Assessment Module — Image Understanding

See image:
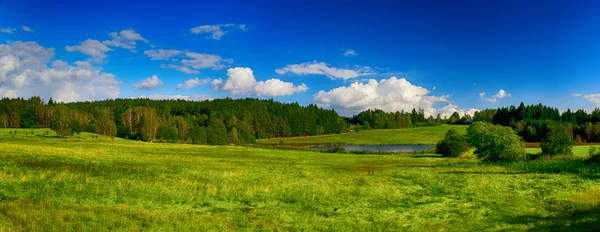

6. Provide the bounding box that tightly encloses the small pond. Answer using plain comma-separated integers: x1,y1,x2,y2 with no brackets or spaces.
312,144,435,152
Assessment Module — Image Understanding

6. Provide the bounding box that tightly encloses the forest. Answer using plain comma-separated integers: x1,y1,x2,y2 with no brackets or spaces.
2,97,600,144
0,97,446,144
349,108,472,129
0,97,347,144
474,103,600,143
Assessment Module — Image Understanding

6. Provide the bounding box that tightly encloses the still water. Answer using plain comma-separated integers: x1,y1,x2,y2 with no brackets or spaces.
312,144,435,152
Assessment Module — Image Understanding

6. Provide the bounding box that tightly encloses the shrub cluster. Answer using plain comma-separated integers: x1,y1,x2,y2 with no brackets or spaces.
541,124,573,156
585,146,600,165
436,129,469,157
466,122,526,162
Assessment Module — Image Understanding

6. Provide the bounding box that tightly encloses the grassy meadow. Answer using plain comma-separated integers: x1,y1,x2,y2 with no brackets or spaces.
0,127,599,231
258,124,468,146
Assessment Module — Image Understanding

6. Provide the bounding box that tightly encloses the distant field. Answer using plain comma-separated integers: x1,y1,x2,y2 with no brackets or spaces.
0,128,599,231
258,125,468,146
526,145,597,156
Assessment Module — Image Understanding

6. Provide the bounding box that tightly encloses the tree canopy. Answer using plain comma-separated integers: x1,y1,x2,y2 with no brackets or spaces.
466,122,526,162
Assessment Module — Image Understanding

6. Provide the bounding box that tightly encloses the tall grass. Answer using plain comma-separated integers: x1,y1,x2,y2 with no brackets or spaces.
0,128,598,231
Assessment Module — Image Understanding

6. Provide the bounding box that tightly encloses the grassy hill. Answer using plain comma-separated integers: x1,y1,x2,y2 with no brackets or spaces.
0,128,599,231
258,125,468,145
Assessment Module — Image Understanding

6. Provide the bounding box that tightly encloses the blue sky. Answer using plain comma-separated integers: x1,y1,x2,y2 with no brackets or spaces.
1,0,600,116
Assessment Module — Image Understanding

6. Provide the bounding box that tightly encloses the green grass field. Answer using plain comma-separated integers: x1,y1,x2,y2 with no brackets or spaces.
258,124,469,145
0,128,599,231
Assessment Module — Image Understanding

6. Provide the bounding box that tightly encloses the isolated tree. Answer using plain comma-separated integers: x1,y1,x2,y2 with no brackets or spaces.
467,122,526,162
541,124,573,156
436,129,469,157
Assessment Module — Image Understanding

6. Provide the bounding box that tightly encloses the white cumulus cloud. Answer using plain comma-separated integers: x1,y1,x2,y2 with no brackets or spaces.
66,39,112,63
190,24,246,40
133,75,162,90
176,77,211,90
275,61,362,80
313,76,452,116
437,103,479,119
574,93,600,106
102,29,147,51
21,26,34,32
343,49,358,56
0,28,16,34
253,78,308,96
182,52,232,70
479,89,512,102
147,50,232,74
137,94,212,101
0,41,119,102
162,64,200,74
212,67,308,97
144,49,183,60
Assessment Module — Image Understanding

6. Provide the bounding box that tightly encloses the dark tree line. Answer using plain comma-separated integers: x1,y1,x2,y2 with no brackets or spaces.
476,102,600,143
348,108,474,129
0,97,348,144
349,108,444,129
6,96,599,144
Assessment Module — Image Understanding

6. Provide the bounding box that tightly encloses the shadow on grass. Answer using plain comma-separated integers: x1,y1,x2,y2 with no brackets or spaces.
438,171,528,175
0,153,168,178
408,154,445,158
504,158,600,180
34,135,63,139
34,135,94,139
433,156,600,180
504,205,600,231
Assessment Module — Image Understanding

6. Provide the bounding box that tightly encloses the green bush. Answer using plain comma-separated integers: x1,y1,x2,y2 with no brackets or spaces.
436,129,469,157
585,146,600,165
541,124,573,156
466,122,526,162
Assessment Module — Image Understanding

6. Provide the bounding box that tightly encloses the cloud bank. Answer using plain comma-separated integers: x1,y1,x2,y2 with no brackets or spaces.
212,67,308,96
0,41,119,102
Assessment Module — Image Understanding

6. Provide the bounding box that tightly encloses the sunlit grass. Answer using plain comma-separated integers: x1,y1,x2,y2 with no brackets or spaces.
0,128,598,231
258,124,468,145
525,145,594,157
